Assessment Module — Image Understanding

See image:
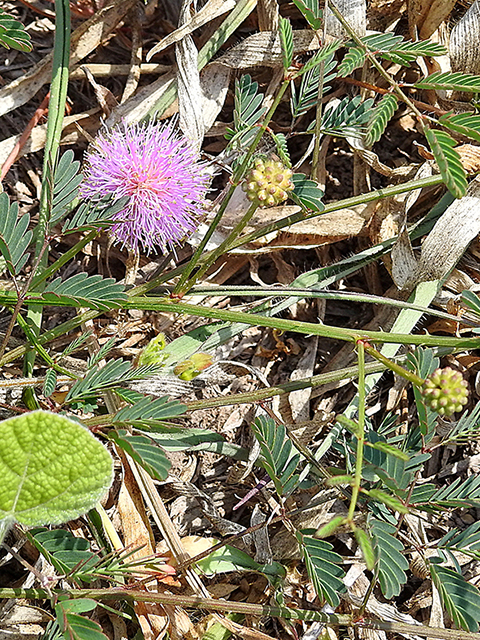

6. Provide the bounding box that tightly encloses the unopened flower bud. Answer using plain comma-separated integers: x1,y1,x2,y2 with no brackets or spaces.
242,158,294,208
421,367,469,416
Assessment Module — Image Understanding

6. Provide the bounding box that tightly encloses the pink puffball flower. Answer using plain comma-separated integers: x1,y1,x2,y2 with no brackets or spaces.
80,120,209,254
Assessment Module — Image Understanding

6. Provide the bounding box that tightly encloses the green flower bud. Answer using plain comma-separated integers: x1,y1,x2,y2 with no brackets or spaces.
421,367,469,416
242,158,294,208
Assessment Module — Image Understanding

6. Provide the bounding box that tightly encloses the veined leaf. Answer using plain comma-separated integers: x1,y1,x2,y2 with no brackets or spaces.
430,563,480,631
225,75,266,149
29,528,97,579
279,16,293,70
0,192,32,276
112,395,187,428
65,361,165,403
290,173,324,212
0,11,32,51
55,599,109,640
439,112,480,144
415,71,480,93
337,46,365,77
299,533,345,607
291,0,322,29
251,415,300,496
365,94,398,146
109,429,171,481
32,273,127,311
370,518,408,598
425,128,467,198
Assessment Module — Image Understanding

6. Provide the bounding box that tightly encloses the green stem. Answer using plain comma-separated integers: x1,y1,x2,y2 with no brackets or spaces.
182,201,259,289
362,341,425,387
173,78,291,295
348,340,366,521
22,0,70,408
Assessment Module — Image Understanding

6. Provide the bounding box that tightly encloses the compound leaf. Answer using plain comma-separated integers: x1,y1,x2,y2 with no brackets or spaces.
63,195,129,234
290,173,324,212
34,273,127,311
415,71,480,93
49,150,83,225
370,518,408,598
55,599,108,640
279,16,293,69
225,74,266,148
29,528,97,579
109,429,171,481
439,112,480,144
112,395,187,429
337,46,365,77
291,0,322,29
365,94,398,146
430,563,480,631
299,533,345,607
0,192,32,276
425,128,467,198
251,415,300,496
318,95,374,138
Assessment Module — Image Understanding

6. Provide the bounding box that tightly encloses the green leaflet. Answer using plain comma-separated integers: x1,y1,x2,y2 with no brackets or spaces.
299,533,345,607
365,94,398,146
370,518,408,598
424,128,467,199
430,563,480,631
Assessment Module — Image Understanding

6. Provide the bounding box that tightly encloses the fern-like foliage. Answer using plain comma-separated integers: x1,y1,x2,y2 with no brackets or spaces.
279,16,293,70
291,0,322,29
62,195,129,234
43,369,57,398
49,150,83,226
364,94,398,146
65,361,165,403
415,71,480,93
440,403,480,446
112,394,188,429
251,415,301,496
382,39,447,65
270,132,291,168
0,193,32,277
361,32,405,52
298,533,345,607
0,11,32,51
439,112,480,144
291,50,337,118
337,46,365,77
225,75,266,149
109,429,171,481
315,95,374,138
430,561,480,631
425,127,467,198
30,273,127,311
407,347,439,438
290,173,324,212
369,518,408,598
437,522,480,559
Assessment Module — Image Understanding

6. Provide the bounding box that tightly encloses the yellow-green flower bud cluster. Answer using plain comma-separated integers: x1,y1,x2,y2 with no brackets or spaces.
242,158,294,208
421,367,469,416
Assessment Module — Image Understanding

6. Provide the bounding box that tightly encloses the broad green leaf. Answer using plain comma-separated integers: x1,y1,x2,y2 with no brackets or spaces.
197,543,285,579
279,16,293,69
365,94,398,146
425,128,467,198
299,533,345,607
55,599,109,640
415,71,480,93
290,173,324,212
431,563,480,631
0,11,32,51
108,429,171,481
29,528,97,579
370,518,408,598
0,411,113,537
